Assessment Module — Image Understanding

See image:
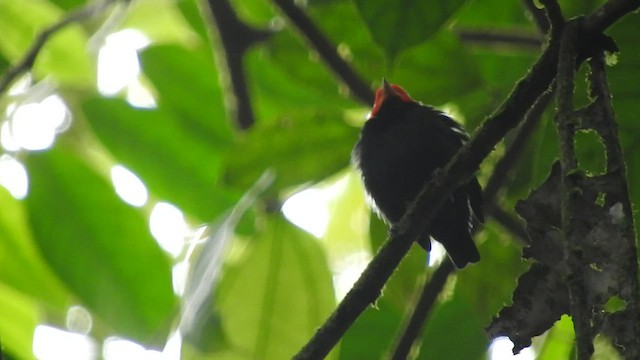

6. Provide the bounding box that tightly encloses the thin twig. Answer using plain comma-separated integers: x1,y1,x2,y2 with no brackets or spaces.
0,0,115,95
457,29,543,50
292,0,638,358
483,90,554,204
271,0,374,104
390,260,455,360
486,204,529,243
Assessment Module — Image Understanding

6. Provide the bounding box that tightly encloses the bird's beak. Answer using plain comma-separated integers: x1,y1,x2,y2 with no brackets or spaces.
382,78,395,96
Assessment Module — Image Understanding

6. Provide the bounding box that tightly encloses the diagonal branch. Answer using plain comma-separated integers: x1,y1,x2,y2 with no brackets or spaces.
292,0,638,358
271,0,374,104
0,0,115,96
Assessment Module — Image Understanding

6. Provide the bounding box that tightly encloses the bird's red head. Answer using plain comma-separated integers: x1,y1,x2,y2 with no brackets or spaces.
370,79,413,117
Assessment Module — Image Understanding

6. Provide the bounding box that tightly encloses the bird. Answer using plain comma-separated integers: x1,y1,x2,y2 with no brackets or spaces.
352,79,484,268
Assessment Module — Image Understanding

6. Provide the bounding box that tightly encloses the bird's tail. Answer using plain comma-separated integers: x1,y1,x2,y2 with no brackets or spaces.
442,233,480,268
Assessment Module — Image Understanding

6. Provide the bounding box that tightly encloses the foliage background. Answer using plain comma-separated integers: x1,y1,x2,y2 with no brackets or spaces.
0,0,638,359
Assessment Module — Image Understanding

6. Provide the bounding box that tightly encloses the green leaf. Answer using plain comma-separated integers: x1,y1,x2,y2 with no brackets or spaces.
0,282,39,360
26,147,176,346
390,32,484,106
354,0,469,61
216,216,335,359
139,45,233,146
339,297,402,359
0,0,94,86
417,298,488,360
0,187,69,309
224,111,359,191
82,97,237,220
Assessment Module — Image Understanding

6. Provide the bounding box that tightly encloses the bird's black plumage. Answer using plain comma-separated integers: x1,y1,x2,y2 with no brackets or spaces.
353,81,483,268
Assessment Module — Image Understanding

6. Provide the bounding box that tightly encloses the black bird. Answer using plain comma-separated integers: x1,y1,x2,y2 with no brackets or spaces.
353,79,483,268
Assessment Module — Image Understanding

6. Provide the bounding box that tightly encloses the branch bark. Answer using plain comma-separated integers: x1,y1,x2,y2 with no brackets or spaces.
555,18,596,360
199,0,271,130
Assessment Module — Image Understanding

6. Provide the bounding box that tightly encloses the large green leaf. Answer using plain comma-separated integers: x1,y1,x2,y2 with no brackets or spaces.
82,97,237,220
0,0,94,86
139,44,233,146
223,110,359,191
26,147,176,345
216,216,335,359
353,0,469,61
339,297,402,359
0,187,69,309
390,33,484,106
417,298,488,360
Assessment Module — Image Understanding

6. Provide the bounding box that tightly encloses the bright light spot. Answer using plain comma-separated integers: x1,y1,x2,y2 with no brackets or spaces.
98,29,156,108
172,261,189,296
8,95,70,151
126,78,156,109
0,155,28,199
282,188,331,237
66,306,93,335
163,331,182,360
103,337,170,360
428,240,447,267
33,325,97,360
489,337,536,360
150,202,187,257
111,165,148,207
333,251,371,300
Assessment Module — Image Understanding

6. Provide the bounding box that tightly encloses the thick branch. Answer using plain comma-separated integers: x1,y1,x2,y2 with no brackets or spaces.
293,1,638,358
271,0,374,104
556,19,595,360
200,0,271,130
0,0,114,95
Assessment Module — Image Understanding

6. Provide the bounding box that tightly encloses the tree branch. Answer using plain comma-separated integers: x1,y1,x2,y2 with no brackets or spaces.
457,29,543,50
271,0,374,104
555,18,596,360
293,0,638,358
486,204,529,243
0,0,115,96
199,0,271,130
520,0,551,34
